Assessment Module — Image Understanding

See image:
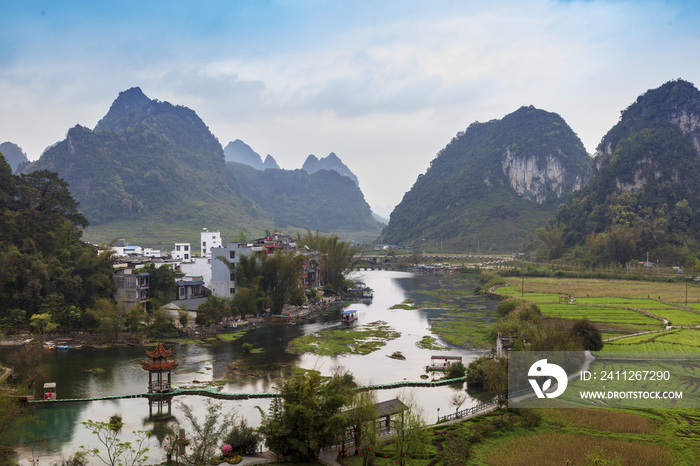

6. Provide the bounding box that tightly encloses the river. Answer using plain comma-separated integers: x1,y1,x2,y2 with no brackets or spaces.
1,270,498,462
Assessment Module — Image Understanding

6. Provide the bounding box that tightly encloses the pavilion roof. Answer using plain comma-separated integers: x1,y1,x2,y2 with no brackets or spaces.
141,361,179,371
146,342,175,359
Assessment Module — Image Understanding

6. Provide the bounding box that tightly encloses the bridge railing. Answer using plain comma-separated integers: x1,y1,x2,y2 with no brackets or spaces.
437,397,499,423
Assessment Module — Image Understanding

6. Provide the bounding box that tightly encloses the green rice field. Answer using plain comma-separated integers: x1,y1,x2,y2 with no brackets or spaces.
498,281,700,329
538,303,662,327
603,329,700,352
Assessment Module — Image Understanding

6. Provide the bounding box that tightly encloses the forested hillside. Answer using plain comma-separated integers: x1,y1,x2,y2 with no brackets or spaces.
229,162,381,238
379,106,592,251
24,88,272,247
549,79,700,267
0,153,114,331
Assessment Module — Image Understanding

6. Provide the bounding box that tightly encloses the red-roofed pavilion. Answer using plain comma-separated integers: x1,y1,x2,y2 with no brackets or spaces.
142,342,178,393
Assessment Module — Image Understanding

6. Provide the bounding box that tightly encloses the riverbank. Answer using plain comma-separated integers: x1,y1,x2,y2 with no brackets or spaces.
0,297,344,349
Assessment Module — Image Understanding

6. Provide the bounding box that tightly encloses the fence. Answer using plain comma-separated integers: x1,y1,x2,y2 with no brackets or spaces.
437,397,499,423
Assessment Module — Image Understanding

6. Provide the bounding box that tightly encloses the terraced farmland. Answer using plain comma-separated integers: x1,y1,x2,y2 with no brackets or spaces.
603,329,700,352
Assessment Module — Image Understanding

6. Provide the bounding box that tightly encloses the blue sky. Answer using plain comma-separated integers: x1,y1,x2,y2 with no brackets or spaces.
2,0,700,215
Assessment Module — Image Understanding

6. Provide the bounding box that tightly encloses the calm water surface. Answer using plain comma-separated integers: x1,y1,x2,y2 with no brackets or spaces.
2,270,497,461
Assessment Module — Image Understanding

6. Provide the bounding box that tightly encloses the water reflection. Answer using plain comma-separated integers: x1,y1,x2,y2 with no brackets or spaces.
3,270,497,459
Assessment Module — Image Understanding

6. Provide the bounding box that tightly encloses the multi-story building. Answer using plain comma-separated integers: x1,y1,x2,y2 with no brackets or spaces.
210,242,254,298
173,243,192,262
200,228,221,259
113,269,150,311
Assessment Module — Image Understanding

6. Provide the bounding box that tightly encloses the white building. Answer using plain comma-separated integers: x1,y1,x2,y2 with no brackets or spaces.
210,243,254,298
173,243,192,262
143,248,162,258
201,228,221,259
179,257,212,288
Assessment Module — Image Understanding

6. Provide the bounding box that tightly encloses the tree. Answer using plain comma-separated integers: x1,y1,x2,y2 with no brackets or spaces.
466,356,508,396
297,230,357,292
570,318,603,351
231,286,264,319
536,224,565,261
85,298,123,341
177,400,235,465
29,312,58,334
135,263,177,308
390,396,430,466
79,419,150,466
258,369,357,462
124,304,145,337
223,419,260,456
0,381,37,460
150,307,176,335
260,250,305,314
346,390,379,463
195,296,230,326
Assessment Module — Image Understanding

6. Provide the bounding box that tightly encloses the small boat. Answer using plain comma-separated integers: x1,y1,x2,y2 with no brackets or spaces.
341,309,358,324
43,341,56,350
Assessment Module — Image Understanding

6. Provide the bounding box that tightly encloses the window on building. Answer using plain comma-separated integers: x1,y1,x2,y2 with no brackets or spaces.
230,273,235,281
229,251,236,259
184,254,189,260
176,245,181,251
229,288,235,295
203,241,207,249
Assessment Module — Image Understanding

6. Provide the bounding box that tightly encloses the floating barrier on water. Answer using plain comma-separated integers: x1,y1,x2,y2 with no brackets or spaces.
27,374,467,404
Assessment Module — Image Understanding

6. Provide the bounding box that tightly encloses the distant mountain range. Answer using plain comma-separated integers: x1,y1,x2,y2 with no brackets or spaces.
17,79,700,255
23,87,379,247
224,138,361,188
25,87,265,246
379,106,593,251
224,139,280,170
302,153,359,186
0,142,29,173
228,162,380,236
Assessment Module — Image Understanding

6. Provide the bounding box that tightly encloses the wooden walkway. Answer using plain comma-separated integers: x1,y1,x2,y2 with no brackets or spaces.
28,374,467,404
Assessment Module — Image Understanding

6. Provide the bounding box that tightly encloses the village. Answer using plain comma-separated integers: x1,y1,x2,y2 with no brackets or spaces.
110,229,332,332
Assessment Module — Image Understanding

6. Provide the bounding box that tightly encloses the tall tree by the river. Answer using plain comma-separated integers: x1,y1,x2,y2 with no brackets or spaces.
296,230,357,292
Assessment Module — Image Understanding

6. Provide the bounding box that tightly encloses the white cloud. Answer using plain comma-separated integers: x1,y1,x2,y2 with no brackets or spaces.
1,0,699,212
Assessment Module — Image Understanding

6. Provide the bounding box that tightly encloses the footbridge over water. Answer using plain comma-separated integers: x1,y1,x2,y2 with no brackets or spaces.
27,375,467,405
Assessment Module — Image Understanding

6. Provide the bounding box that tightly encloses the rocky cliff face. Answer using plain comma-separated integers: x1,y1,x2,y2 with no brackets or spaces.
554,79,700,263
379,105,592,251
502,149,585,203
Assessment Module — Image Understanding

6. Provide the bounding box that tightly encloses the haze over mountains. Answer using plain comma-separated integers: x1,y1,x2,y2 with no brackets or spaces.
0,142,29,173
5,79,699,255
22,87,379,247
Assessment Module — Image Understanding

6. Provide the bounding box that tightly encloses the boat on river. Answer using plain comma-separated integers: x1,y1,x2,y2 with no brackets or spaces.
340,309,358,324
425,355,463,372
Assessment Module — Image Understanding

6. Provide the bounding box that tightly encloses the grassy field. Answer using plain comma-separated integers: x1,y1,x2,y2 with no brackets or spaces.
503,276,700,302
499,277,700,329
603,328,700,351
539,303,662,326
339,408,699,465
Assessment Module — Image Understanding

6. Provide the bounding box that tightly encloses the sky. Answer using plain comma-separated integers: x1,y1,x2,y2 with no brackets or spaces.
2,1,700,218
